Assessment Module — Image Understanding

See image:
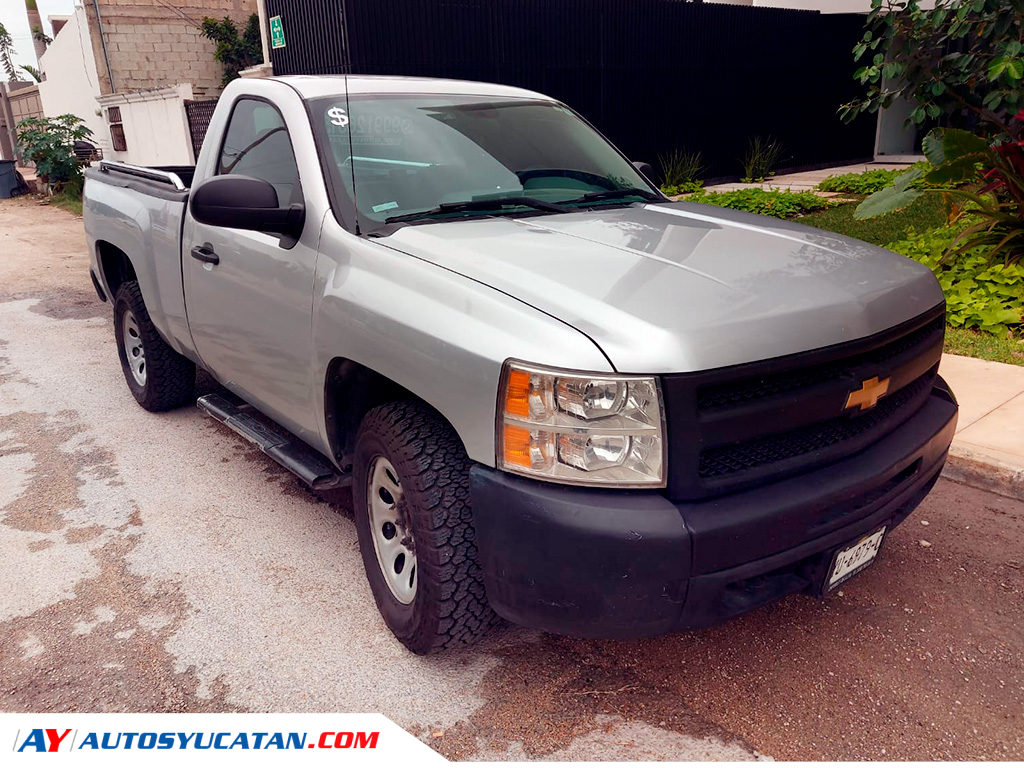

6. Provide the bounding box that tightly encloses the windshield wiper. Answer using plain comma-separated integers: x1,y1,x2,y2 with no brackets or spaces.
560,187,662,205
384,196,570,224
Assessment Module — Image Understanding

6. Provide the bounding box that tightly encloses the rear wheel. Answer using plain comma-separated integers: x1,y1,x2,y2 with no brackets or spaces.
113,281,195,412
353,401,498,654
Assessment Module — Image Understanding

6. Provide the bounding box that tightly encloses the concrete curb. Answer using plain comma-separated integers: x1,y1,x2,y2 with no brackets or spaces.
942,444,1024,502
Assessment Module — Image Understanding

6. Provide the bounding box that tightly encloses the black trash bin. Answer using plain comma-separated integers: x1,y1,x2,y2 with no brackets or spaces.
0,160,20,199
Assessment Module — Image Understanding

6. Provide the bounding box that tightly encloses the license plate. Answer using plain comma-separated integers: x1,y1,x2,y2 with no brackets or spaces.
825,527,886,592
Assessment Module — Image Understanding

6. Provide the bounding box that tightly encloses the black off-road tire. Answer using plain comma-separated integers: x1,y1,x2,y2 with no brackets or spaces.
113,281,195,412
353,401,499,654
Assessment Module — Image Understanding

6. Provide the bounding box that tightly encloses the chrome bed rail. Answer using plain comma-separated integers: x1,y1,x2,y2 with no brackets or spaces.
98,161,188,192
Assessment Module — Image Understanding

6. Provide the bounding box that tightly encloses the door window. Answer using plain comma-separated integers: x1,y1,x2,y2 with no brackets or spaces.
218,98,302,206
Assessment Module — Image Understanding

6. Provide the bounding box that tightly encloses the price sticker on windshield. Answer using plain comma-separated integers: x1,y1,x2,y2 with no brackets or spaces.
328,106,349,128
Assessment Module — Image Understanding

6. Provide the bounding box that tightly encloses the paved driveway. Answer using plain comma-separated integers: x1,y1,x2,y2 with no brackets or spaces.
1,197,1022,760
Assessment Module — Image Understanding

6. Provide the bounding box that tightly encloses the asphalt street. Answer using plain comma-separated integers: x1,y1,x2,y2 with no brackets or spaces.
1,196,1022,760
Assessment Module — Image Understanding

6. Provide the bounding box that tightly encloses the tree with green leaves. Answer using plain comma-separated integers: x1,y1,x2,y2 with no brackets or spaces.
200,14,263,86
20,64,41,82
16,114,93,192
845,1,1024,266
0,22,18,81
840,0,1023,142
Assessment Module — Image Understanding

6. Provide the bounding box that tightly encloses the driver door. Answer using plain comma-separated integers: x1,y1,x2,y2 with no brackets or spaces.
183,96,319,442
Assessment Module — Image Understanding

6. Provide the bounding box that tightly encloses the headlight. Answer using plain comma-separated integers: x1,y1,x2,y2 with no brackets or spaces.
496,361,666,487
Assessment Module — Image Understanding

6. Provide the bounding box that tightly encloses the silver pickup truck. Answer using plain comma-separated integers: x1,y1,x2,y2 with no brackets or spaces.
84,75,958,654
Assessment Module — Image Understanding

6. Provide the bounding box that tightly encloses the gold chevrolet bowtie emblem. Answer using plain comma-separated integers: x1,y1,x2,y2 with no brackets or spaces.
845,376,890,411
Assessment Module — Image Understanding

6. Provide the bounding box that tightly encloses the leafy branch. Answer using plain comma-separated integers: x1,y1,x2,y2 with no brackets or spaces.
200,14,262,86
32,25,51,46
0,22,18,81
840,0,1024,142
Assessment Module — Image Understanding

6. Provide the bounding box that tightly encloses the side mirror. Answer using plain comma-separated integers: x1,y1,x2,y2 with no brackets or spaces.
632,161,657,185
190,175,304,237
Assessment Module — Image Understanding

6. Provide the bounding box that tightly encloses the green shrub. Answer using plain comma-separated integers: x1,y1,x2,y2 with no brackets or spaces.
741,136,785,183
687,188,831,218
661,181,704,196
818,162,966,195
16,114,92,191
658,149,704,195
200,14,262,85
819,168,908,194
887,225,1024,335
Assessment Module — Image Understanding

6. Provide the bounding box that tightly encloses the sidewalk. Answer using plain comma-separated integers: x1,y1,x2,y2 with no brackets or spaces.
940,353,1024,500
703,161,916,194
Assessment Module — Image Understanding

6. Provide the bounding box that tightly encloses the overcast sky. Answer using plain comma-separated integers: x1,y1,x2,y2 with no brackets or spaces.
1,0,77,72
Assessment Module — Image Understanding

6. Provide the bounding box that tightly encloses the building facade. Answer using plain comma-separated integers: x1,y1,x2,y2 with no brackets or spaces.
83,0,256,99
37,8,107,155
29,0,257,165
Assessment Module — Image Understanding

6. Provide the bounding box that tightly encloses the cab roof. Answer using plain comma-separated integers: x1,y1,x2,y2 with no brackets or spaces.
272,74,554,102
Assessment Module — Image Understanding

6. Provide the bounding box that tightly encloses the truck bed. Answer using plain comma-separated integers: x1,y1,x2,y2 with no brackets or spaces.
84,161,195,202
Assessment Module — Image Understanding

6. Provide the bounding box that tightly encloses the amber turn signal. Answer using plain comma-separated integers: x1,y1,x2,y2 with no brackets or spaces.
504,369,532,419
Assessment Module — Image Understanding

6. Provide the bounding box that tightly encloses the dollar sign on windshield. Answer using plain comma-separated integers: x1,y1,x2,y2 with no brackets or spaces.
328,107,349,127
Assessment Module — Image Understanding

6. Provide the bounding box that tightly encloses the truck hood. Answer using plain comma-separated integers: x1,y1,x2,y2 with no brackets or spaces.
381,201,943,373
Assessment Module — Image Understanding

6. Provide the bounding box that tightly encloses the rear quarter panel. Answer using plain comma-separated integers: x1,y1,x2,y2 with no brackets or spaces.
83,172,194,357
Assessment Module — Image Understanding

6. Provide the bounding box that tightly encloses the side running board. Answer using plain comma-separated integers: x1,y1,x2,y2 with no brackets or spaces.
197,393,351,491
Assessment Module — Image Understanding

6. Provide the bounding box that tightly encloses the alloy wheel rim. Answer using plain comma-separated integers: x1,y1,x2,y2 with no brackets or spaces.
122,309,146,387
367,455,417,604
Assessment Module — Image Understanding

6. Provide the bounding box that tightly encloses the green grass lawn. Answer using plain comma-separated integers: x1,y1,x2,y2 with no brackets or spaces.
50,191,83,217
943,326,1024,366
797,194,949,246
799,195,1024,367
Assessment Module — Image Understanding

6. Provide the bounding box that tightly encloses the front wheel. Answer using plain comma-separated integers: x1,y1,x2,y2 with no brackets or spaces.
353,401,498,654
113,281,195,412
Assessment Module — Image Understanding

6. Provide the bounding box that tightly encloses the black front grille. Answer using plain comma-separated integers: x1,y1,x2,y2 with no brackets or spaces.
698,372,932,478
696,315,944,410
661,306,947,500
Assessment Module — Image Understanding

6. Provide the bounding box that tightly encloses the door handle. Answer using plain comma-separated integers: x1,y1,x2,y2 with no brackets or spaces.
190,244,219,265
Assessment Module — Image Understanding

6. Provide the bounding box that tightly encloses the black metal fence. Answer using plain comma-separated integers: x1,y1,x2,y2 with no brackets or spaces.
267,0,876,181
184,99,219,162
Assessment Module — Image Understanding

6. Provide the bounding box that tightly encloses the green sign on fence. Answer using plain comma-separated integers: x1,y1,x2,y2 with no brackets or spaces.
270,16,286,49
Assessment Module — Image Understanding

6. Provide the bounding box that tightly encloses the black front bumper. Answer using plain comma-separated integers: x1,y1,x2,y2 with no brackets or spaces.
471,377,958,639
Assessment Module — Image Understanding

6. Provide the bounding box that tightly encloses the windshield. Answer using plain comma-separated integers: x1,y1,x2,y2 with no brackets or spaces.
309,94,660,231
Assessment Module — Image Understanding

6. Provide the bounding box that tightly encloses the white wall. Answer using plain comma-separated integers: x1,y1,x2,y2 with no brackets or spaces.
38,7,195,165
98,83,195,166
37,7,107,153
